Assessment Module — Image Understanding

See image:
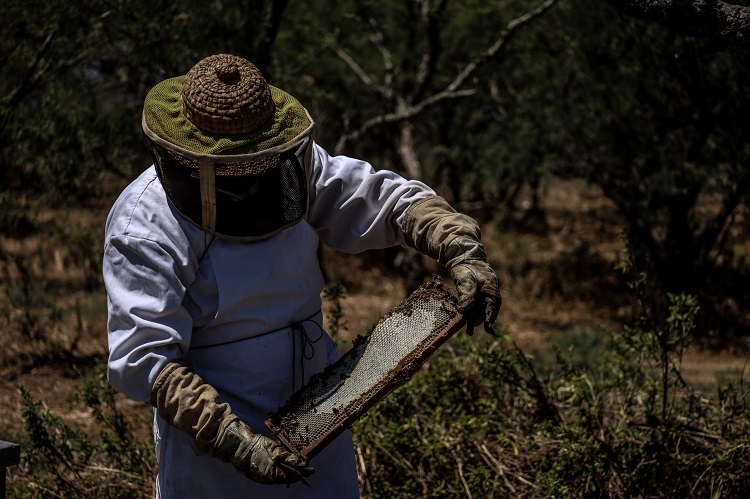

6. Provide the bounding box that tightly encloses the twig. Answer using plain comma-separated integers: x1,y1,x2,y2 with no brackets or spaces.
85,465,140,478
451,449,473,499
372,435,418,474
477,443,517,494
355,444,373,497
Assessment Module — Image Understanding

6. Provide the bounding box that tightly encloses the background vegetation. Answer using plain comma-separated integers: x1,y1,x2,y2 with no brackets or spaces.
1,0,749,497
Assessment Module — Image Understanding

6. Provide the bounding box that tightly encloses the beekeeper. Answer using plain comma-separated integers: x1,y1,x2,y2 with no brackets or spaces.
103,54,500,498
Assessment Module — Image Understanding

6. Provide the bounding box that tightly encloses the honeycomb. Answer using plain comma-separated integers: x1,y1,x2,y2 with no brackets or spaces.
265,278,465,457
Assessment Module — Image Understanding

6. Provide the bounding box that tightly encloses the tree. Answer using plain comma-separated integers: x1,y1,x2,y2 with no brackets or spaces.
542,0,750,335
3,0,748,335
275,0,562,290
602,0,750,50
0,0,289,231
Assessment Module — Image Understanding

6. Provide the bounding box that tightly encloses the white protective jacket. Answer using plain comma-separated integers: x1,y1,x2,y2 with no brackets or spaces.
103,142,435,498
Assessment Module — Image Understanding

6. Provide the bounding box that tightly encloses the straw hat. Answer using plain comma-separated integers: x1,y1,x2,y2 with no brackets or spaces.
181,54,275,135
141,54,315,239
142,54,314,177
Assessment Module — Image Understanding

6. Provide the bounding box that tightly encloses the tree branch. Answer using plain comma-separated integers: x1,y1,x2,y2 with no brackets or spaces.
1,30,57,108
367,16,395,93
409,0,447,102
334,0,561,154
333,44,391,99
254,0,290,76
699,164,750,261
446,0,562,94
1,30,92,136
334,88,474,153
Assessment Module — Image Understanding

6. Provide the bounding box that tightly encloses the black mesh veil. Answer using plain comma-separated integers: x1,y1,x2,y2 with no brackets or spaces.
143,114,315,241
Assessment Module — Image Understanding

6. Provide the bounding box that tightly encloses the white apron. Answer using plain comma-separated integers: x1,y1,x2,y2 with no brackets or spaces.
104,143,435,498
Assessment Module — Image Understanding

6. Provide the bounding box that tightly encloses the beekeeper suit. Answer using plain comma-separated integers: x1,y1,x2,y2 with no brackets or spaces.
103,54,501,498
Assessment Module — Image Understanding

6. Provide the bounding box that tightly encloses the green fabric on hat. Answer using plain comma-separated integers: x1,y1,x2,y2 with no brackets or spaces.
144,76,312,155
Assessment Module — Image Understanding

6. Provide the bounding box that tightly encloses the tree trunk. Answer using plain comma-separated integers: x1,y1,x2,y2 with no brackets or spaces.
398,120,422,180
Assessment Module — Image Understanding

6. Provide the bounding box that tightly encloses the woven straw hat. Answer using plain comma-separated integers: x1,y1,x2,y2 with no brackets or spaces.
142,54,315,177
181,54,275,135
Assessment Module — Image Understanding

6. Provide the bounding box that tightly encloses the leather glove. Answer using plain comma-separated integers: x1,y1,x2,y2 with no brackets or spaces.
444,236,501,335
213,416,313,485
151,359,313,485
402,196,501,335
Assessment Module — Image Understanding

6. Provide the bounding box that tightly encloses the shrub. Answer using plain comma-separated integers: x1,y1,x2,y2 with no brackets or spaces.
353,257,750,498
11,365,154,498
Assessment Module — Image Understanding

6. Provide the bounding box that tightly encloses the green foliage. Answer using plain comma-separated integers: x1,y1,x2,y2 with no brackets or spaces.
0,255,61,341
13,365,155,498
323,281,348,341
532,0,750,333
2,0,749,335
0,0,288,216
5,240,749,497
353,269,750,498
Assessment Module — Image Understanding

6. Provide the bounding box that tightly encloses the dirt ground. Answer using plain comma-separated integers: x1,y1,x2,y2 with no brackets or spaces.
1,177,748,458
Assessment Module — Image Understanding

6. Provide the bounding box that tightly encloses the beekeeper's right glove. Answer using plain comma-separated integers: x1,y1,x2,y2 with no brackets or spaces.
402,196,501,335
150,359,313,485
